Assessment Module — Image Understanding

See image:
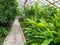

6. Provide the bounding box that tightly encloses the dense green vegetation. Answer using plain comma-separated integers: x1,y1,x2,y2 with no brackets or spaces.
0,28,8,45
20,3,60,45
0,0,19,44
0,0,19,25
0,0,60,45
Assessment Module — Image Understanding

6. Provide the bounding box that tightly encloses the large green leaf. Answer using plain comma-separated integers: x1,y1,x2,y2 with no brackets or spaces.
41,39,53,45
31,43,39,45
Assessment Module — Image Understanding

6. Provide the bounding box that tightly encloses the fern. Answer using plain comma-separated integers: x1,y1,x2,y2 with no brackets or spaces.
41,39,53,45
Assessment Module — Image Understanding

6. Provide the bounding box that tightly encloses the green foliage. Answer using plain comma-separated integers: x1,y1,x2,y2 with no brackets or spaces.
0,27,8,45
0,0,19,26
41,39,53,45
0,27,8,37
31,43,39,45
0,0,19,44
20,3,60,45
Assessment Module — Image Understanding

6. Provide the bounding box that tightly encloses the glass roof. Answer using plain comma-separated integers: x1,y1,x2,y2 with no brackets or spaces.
18,0,60,9
36,0,60,8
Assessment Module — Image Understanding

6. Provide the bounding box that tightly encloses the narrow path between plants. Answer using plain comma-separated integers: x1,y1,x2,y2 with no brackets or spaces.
3,19,26,45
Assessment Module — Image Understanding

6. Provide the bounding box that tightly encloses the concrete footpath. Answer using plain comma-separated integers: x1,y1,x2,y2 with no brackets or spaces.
3,19,26,45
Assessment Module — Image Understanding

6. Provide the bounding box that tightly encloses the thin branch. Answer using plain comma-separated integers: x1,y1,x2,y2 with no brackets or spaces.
23,0,28,8
46,0,60,8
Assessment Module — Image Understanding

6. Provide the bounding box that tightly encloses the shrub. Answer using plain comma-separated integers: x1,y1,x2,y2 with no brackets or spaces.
0,27,8,45
20,3,60,45
0,0,19,26
0,27,8,37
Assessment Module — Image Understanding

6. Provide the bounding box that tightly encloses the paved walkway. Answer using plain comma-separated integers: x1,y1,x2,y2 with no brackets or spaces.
3,19,26,45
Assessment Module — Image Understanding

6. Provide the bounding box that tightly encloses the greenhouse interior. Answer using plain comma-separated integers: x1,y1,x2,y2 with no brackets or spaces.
0,0,60,45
